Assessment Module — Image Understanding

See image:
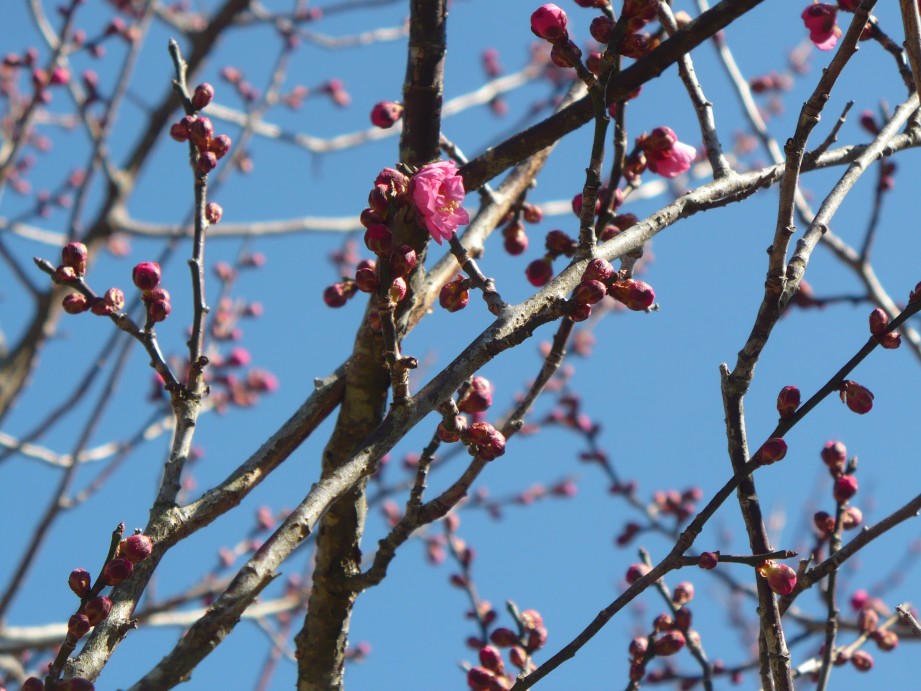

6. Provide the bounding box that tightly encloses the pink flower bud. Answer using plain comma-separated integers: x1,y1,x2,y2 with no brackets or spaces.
355,266,379,293
608,279,655,311
389,244,417,278
370,101,403,128
525,626,548,652
833,474,858,503
189,117,214,149
364,224,393,256
755,437,787,465
205,202,223,224
841,505,862,530
625,563,649,584
63,293,90,314
68,613,92,640
530,4,568,42
522,203,542,224
872,628,898,651
545,229,575,257
169,115,194,142
573,279,606,306
436,415,467,443
209,134,232,159
90,296,113,316
458,376,493,414
850,650,873,671
582,258,614,284
672,582,694,606
132,262,161,291
323,283,349,308
525,258,553,287
569,303,592,322
653,630,686,656
478,645,504,673
850,589,869,611
192,82,215,110
869,307,889,337
821,441,846,471
148,298,171,323
758,560,797,596
68,568,92,597
489,627,519,648
653,613,673,632
839,380,873,414
814,510,835,536
802,4,840,51
101,557,134,585
466,666,498,690
389,276,407,303
119,534,153,562
858,607,879,633
590,16,615,43
776,386,800,420
360,207,384,228
628,636,648,661
674,608,692,631
697,551,719,570
83,596,112,626
509,645,527,669
104,287,125,311
197,151,218,174
62,241,88,275
21,677,45,691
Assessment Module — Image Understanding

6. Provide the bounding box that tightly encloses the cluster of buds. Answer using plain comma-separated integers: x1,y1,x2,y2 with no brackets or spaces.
468,608,548,689
568,257,656,320
868,308,901,349
131,262,171,325
575,0,662,63
205,348,280,412
56,242,126,317
647,486,702,525
626,595,698,683
369,100,403,129
219,65,261,104
168,83,232,175
757,559,797,596
813,440,862,536
62,531,152,666
851,594,901,655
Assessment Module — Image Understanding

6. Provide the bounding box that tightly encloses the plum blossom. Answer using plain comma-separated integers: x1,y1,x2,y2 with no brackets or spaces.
802,3,840,51
410,161,470,244
640,127,697,178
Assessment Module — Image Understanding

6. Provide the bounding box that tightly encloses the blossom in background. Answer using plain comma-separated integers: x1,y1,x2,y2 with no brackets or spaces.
640,126,697,178
410,160,470,244
802,3,840,51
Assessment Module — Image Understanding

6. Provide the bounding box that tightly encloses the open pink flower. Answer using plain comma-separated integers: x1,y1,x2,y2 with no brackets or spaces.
410,161,470,244
802,4,840,51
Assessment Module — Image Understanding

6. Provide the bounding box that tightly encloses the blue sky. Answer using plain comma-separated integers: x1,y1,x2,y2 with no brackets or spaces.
2,1,921,689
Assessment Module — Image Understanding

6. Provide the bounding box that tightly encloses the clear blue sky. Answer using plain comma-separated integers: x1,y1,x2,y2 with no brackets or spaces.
2,1,920,689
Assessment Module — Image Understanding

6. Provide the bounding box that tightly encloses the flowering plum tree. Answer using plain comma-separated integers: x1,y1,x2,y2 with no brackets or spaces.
2,1,921,690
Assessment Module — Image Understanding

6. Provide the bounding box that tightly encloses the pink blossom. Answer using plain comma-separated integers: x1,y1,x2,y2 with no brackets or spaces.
646,140,696,178
530,4,568,42
409,161,469,244
802,4,839,51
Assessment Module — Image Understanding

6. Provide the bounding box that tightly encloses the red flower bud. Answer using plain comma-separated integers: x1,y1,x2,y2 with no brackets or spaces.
608,279,655,311
841,505,862,530
148,298,171,323
573,279,607,306
851,650,873,671
68,614,92,639
197,151,218,174
697,551,719,570
758,560,797,596
814,510,835,536
672,582,694,606
653,613,673,632
436,415,467,443
209,134,232,159
389,276,407,303
389,244,417,278
653,630,686,656
489,627,519,648
101,557,134,585
364,224,393,256
569,302,592,322
83,595,112,626
63,293,90,314
132,262,161,291
839,380,873,414
205,202,223,224
440,277,469,312
370,101,403,128
858,607,879,633
458,376,493,414
869,307,889,337
478,645,504,673
755,437,787,465
834,474,858,503
192,82,215,110
545,229,575,257
68,568,92,597
323,283,349,308
872,628,898,651
821,441,846,471
625,563,649,584
582,258,614,284
590,16,615,43
21,678,45,691
104,287,125,311
525,258,553,287
189,117,214,149
355,266,379,293
169,116,194,142
62,241,88,276
628,637,648,661
119,534,153,563
776,386,800,420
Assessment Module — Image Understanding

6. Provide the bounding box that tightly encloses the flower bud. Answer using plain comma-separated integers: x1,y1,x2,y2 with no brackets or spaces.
478,645,504,673
653,613,673,632
839,380,873,414
851,650,873,671
674,607,692,631
776,386,800,420
364,224,393,256
525,258,553,287
758,560,797,596
169,116,194,142
389,276,407,303
68,613,92,639
458,377,493,414
841,505,862,530
869,307,889,337
209,134,232,159
525,625,548,652
389,244,417,278
132,262,161,291
90,296,114,316
545,229,575,257
189,116,214,149
370,101,403,128
522,203,543,224
68,568,92,597
63,293,90,314
205,202,223,224
530,4,568,42
440,277,469,312
672,582,694,606
197,151,218,174
192,82,215,110
148,298,171,323
355,266,379,293
489,627,519,648
83,595,112,626
582,258,614,284
625,563,649,584
821,441,846,472
833,474,858,503
608,279,655,311
119,534,153,562
653,630,686,656
436,414,467,443
21,678,45,691
858,607,879,633
590,15,615,43
697,551,719,570
62,241,88,275
104,287,125,311
628,637,648,661
323,283,349,308
755,437,787,465
872,628,898,651
101,557,134,585
573,279,607,306
813,510,835,536
569,302,592,322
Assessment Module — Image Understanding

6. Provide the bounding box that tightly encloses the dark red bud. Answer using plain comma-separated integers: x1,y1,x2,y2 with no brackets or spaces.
192,82,215,110
132,262,161,291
